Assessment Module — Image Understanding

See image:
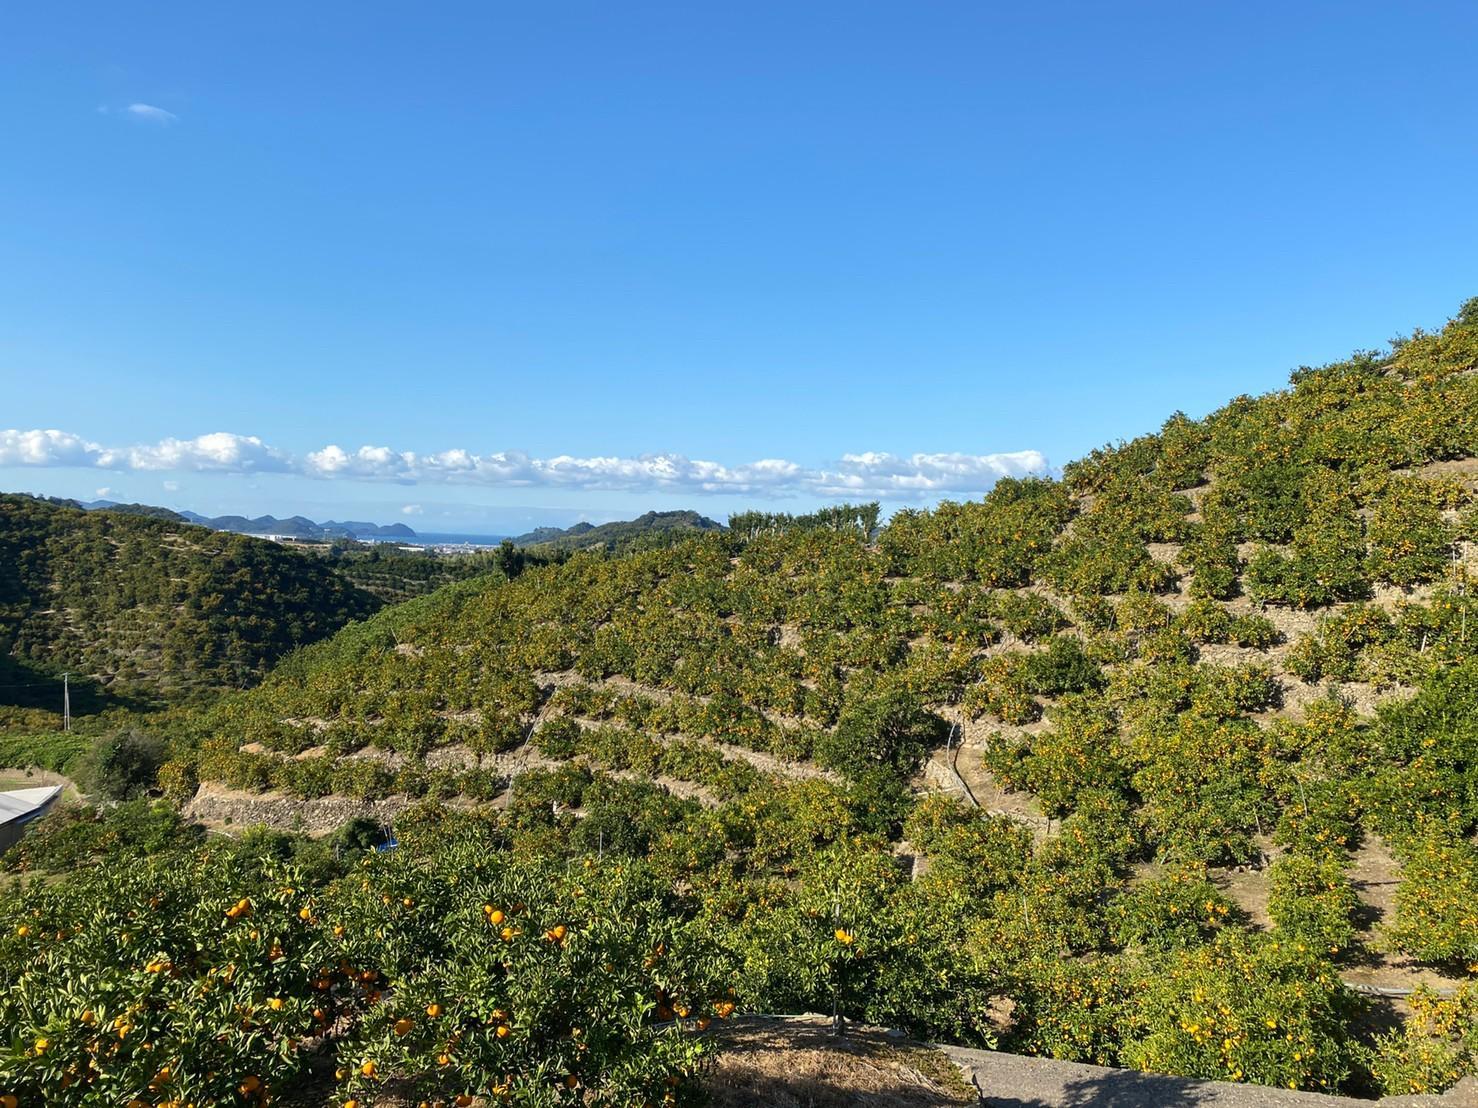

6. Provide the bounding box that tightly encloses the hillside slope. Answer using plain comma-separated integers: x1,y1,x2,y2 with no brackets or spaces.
166,301,1478,1097
0,495,381,702
313,542,504,604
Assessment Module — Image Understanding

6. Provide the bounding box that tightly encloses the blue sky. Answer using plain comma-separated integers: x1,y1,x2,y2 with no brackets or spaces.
2,2,1475,534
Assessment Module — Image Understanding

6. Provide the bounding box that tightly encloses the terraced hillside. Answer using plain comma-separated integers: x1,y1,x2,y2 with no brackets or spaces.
0,495,381,702
318,542,505,604
158,302,1478,1096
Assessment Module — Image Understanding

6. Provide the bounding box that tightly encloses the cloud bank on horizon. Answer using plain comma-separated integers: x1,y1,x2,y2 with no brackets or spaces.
0,429,1051,500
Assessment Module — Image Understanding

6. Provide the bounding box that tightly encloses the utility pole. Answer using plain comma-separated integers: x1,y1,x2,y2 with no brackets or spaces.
62,672,71,732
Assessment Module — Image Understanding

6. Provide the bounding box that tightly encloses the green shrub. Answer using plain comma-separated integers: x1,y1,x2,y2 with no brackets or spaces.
68,729,166,800
1384,836,1478,965
1268,853,1357,956
533,716,583,759
0,729,90,774
1106,869,1235,953
1121,931,1358,1090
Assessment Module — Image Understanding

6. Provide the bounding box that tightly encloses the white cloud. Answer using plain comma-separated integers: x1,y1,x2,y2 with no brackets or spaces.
0,429,105,467
162,480,181,492
401,504,424,515
101,431,291,473
95,487,112,499
0,427,1052,501
125,103,178,124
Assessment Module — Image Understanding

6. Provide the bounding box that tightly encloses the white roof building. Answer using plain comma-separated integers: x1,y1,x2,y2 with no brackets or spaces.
0,786,62,855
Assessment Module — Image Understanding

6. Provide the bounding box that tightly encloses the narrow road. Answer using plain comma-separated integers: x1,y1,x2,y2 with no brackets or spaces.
942,1046,1475,1108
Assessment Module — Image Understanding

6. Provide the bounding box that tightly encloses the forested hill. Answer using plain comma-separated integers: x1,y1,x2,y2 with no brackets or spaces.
512,509,724,553
0,495,381,703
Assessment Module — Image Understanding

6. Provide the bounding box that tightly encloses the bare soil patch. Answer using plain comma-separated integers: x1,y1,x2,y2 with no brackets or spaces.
703,1017,978,1108
1211,857,1274,929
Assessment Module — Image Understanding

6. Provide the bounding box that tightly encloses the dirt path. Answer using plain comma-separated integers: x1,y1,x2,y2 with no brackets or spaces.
925,719,1052,836
0,767,82,804
1174,835,1467,1001
1342,835,1466,999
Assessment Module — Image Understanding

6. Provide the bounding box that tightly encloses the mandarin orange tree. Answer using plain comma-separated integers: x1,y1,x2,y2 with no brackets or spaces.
1267,853,1358,957
330,839,725,1108
1121,931,1360,1091
0,847,336,1106
0,821,728,1108
1383,835,1478,965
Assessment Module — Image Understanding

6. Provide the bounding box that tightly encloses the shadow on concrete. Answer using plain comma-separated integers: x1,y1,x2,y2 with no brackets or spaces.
982,1069,1218,1106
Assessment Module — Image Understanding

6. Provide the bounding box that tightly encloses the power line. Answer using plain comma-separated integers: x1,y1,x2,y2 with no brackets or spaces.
0,677,97,690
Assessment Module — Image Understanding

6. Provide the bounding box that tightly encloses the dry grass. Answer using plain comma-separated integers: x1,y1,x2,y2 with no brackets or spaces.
702,1017,978,1108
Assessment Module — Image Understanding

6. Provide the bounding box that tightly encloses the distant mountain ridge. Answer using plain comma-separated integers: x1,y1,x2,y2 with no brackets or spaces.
511,510,724,552
176,510,417,540
79,501,417,541
69,499,724,549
